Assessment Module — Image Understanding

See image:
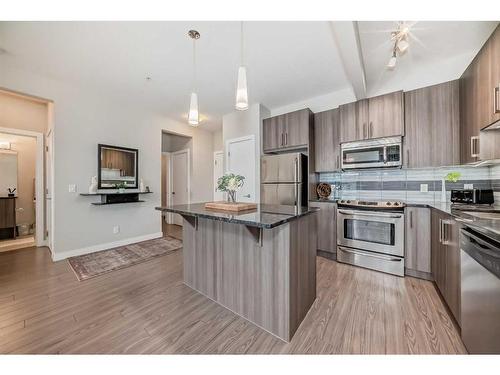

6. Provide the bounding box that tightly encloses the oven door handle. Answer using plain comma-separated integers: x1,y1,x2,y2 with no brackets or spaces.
338,246,403,262
338,209,403,219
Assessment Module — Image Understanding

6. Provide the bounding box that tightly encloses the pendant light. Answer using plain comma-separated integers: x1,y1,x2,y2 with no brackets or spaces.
235,22,249,111
188,30,200,126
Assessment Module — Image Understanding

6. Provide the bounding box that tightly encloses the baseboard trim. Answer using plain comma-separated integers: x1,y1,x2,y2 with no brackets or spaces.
51,232,164,261
317,249,337,261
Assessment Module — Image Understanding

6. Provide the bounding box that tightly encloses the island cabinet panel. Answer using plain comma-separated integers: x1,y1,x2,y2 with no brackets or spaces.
404,207,431,279
431,210,461,325
309,201,337,259
404,80,460,168
314,108,341,172
182,213,317,342
368,91,404,139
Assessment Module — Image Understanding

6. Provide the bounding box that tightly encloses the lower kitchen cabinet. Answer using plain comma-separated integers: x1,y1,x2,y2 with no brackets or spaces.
431,209,461,325
404,207,432,279
309,201,337,259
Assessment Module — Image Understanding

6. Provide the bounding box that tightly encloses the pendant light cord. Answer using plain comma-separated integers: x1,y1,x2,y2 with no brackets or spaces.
240,21,244,66
192,38,197,91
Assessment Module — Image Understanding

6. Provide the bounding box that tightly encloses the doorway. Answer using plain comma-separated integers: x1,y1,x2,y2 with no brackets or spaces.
0,129,44,253
213,151,224,201
161,131,192,232
226,135,256,203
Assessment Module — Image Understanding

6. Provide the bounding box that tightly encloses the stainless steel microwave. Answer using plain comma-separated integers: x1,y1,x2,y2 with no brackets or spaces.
341,136,402,170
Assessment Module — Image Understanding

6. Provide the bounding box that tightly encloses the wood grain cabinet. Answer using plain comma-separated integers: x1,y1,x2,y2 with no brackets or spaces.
339,91,403,143
0,197,16,240
460,25,500,163
309,201,337,258
263,108,312,152
314,108,341,172
431,209,461,325
405,207,431,279
404,80,460,168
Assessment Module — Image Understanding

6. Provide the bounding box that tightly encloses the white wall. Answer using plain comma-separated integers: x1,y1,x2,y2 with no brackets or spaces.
222,103,269,203
212,129,223,152
0,62,214,260
269,87,355,117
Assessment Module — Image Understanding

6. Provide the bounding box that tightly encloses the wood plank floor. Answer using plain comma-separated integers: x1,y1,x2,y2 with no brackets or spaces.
0,225,466,354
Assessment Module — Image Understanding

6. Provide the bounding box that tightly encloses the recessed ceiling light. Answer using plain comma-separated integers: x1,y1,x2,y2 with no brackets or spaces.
146,76,152,81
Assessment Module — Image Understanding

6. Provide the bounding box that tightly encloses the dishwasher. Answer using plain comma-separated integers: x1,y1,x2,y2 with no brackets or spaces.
460,227,500,354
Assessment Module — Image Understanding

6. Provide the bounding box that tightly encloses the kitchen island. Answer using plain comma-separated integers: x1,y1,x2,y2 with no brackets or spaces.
155,203,318,341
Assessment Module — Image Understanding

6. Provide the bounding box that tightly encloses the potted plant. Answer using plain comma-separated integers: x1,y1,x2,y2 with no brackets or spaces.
114,181,127,193
442,171,461,202
216,173,245,203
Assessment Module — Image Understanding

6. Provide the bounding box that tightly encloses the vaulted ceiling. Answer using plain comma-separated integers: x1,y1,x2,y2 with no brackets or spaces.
0,21,497,131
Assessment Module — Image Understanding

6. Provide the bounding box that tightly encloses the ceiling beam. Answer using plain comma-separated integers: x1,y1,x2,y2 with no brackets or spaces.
329,21,367,100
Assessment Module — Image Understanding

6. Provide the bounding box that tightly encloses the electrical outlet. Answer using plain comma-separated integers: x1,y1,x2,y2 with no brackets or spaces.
113,226,120,234
464,183,474,189
68,184,77,193
420,184,428,193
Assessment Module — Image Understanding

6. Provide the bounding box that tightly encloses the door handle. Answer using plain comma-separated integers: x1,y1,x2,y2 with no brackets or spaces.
243,194,250,198
281,133,284,146
471,136,479,158
369,122,373,138
363,123,367,139
338,246,402,262
172,192,175,195
406,149,410,167
494,86,500,114
285,132,288,145
409,210,413,228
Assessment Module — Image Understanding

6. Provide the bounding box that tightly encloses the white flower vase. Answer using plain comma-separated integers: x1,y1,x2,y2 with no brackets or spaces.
89,176,98,194
140,179,145,192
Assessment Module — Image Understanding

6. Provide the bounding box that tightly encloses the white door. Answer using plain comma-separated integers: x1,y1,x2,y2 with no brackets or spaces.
45,129,53,250
213,151,224,201
226,136,256,203
170,149,190,226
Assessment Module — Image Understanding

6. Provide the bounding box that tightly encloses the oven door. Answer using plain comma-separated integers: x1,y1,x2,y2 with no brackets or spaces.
337,209,405,256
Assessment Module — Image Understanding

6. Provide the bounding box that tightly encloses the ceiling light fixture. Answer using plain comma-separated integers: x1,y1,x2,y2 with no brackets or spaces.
188,30,200,126
387,22,411,70
235,21,249,111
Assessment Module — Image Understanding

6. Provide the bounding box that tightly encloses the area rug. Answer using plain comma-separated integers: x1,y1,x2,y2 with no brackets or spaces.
67,236,182,281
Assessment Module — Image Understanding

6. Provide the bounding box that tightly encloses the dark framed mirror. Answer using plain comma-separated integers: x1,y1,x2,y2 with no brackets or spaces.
97,144,139,189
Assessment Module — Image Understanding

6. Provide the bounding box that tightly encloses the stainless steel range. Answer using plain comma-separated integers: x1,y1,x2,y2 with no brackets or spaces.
337,199,405,276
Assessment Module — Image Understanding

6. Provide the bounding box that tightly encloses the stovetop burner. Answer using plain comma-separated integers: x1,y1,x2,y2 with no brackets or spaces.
337,199,406,209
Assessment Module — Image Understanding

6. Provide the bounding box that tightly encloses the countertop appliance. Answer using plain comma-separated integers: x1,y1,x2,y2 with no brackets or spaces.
460,227,500,353
451,188,494,205
261,153,307,208
341,136,402,170
337,200,405,276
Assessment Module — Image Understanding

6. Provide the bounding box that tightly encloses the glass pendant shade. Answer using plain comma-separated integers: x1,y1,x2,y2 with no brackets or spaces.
188,92,199,126
235,66,249,111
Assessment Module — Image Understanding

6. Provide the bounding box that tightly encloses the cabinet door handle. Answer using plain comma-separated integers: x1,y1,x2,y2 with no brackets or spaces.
439,219,443,243
281,133,284,146
336,155,340,169
406,149,410,168
409,211,413,228
369,122,373,138
471,136,480,158
494,86,500,114
285,132,288,145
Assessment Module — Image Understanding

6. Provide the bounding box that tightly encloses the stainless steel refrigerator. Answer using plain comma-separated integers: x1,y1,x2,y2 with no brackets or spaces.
261,153,307,207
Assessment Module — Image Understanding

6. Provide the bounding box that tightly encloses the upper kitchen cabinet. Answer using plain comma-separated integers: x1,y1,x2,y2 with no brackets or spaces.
460,25,500,163
367,91,404,139
404,80,460,168
339,99,368,143
314,108,341,172
339,91,403,143
262,108,312,153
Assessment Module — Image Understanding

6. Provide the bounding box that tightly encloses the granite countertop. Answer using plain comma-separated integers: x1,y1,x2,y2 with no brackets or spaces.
155,203,319,229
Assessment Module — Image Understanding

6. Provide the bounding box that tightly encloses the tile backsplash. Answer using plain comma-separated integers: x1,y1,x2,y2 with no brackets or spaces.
318,165,500,204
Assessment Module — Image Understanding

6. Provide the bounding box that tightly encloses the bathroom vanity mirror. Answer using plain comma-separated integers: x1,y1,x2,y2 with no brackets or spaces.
0,150,18,196
98,144,138,189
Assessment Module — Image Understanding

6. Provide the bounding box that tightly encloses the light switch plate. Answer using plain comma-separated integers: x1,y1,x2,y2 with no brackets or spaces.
420,184,428,193
464,183,474,189
68,184,77,193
